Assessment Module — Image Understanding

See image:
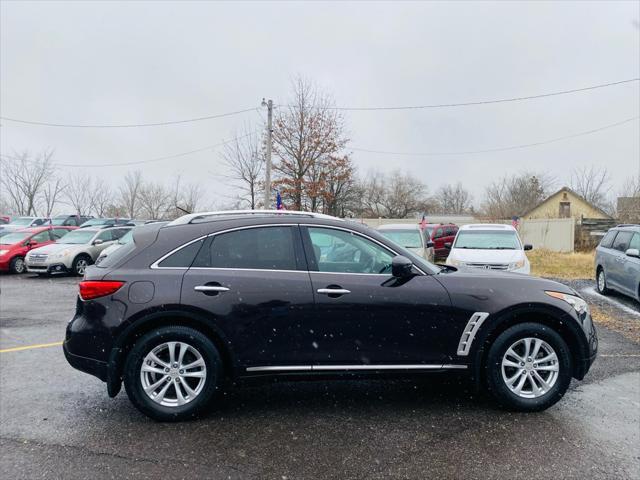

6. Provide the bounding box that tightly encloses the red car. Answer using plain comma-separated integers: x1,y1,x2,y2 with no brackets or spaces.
423,223,459,261
0,226,76,273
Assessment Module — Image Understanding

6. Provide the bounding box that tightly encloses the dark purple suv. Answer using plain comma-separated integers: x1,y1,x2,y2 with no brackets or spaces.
64,211,597,421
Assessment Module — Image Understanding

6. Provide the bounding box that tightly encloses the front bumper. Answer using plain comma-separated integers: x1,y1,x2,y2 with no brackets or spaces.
26,262,70,274
0,256,11,271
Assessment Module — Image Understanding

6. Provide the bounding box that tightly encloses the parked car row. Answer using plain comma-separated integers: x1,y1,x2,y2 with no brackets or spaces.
376,222,532,274
0,224,133,275
0,215,158,233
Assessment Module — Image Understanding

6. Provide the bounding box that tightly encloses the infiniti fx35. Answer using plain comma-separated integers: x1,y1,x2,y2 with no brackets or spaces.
64,211,597,421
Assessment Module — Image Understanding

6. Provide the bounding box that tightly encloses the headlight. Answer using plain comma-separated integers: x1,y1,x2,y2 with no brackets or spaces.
509,259,526,270
545,291,589,315
0,249,8,256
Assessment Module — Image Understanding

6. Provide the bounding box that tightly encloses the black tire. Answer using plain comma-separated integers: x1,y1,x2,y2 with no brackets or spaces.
484,322,572,412
9,256,26,274
596,267,610,295
72,254,91,276
123,326,222,422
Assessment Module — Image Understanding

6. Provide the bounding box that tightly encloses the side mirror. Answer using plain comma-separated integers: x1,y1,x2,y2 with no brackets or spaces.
26,241,37,247
524,244,533,251
444,242,452,249
626,248,640,259
426,241,435,248
391,255,414,278
93,239,104,246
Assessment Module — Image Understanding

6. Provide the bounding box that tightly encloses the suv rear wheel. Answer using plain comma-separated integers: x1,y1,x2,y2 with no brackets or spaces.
596,267,610,295
485,322,572,412
123,326,222,421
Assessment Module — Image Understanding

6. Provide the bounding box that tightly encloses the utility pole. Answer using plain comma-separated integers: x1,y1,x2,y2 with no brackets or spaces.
262,98,273,209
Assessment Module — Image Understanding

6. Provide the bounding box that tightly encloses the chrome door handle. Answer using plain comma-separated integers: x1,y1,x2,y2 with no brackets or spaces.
194,285,230,293
317,288,351,295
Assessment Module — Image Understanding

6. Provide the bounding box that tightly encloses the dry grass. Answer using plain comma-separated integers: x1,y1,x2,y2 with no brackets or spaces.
528,249,595,280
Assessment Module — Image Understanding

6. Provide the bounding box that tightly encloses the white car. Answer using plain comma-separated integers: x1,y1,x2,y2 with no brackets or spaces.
26,226,132,276
377,224,435,262
95,229,133,265
445,224,532,274
0,216,50,232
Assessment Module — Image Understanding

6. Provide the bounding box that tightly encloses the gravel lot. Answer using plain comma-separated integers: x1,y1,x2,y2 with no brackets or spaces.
1,273,639,479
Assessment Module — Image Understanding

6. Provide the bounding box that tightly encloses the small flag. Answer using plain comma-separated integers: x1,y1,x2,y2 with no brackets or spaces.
511,216,520,229
419,214,427,230
276,191,285,210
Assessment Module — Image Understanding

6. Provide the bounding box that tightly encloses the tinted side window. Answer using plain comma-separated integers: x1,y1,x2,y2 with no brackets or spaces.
111,228,130,240
434,228,444,239
307,227,394,274
193,227,297,270
612,231,633,252
96,230,114,242
599,230,617,248
630,233,640,251
31,231,51,243
158,239,204,268
52,228,70,239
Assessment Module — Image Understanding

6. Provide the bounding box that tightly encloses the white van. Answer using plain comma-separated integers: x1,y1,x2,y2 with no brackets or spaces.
445,224,532,274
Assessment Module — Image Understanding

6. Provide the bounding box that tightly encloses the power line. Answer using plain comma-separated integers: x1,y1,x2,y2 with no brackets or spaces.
281,78,639,111
350,116,639,156
0,131,257,168
0,107,257,128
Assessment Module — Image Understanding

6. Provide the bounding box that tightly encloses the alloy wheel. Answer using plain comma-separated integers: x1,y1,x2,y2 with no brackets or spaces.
501,337,559,399
597,271,606,292
14,258,25,273
140,341,207,407
75,259,88,275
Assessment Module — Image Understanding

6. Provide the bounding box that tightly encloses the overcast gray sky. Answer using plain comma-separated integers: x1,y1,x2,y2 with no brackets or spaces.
1,0,639,208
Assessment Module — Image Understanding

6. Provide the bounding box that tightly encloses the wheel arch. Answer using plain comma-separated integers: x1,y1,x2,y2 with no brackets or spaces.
467,304,590,386
106,306,235,398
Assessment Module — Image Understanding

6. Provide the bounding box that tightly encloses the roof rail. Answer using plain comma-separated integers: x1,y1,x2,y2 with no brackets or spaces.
167,210,343,226
616,223,639,227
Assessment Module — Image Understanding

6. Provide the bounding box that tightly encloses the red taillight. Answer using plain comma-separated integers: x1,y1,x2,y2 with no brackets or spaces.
79,280,125,301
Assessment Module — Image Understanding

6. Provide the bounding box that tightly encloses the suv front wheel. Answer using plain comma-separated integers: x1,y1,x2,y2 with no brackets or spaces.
596,267,610,295
123,326,222,421
485,323,572,412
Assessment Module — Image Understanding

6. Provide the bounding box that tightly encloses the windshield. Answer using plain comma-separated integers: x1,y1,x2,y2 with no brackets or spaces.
454,230,521,250
9,217,33,226
0,232,31,244
58,229,96,244
379,230,423,248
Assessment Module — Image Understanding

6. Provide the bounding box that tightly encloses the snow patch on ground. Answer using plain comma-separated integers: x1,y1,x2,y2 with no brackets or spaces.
581,287,640,318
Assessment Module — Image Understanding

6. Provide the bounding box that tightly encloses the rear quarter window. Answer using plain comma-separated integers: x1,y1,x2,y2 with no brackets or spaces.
157,239,204,268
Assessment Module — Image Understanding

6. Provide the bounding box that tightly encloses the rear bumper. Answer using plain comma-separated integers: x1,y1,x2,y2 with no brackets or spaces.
0,257,10,271
63,341,107,381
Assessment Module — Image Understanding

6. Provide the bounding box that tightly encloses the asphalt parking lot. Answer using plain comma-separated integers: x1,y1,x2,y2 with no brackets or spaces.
1,273,639,479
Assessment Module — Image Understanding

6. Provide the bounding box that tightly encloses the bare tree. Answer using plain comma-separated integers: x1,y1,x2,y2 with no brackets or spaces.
272,76,348,210
139,181,171,219
320,155,356,216
619,176,640,197
570,166,612,211
42,177,66,217
436,182,472,214
119,171,143,218
63,173,93,215
90,179,113,217
220,128,263,209
483,172,554,219
0,150,55,215
358,170,387,217
166,175,204,218
380,170,428,218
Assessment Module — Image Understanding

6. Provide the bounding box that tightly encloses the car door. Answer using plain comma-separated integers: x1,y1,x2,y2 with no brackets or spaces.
301,225,453,367
432,227,445,258
26,230,53,251
619,233,640,296
180,225,316,371
609,231,633,290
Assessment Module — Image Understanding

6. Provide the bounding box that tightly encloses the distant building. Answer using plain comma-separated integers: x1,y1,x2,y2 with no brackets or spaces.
522,186,613,220
617,196,640,223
